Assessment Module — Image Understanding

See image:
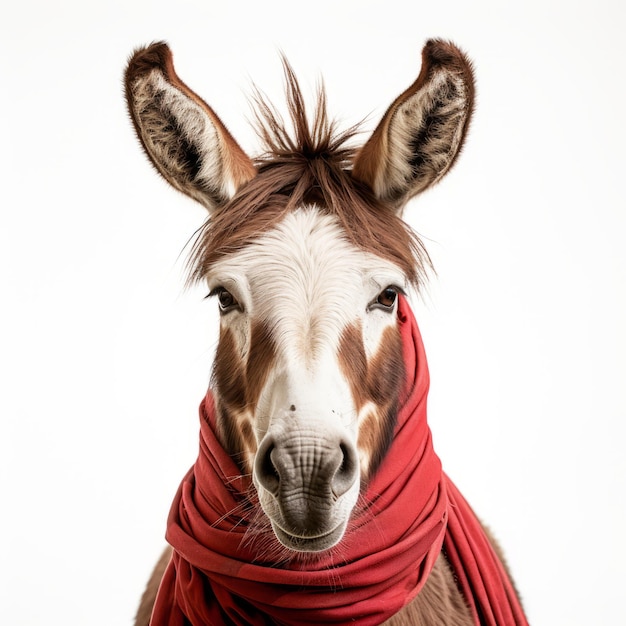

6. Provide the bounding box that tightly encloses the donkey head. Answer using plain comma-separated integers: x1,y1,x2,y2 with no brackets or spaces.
125,40,474,553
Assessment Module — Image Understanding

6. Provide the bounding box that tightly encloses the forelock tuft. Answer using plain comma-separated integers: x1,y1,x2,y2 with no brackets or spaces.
187,60,432,288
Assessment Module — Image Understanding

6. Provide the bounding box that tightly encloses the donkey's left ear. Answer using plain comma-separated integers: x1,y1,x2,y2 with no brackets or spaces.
352,39,475,212
125,42,256,213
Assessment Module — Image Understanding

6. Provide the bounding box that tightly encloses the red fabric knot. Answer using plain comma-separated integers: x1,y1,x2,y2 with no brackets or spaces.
150,296,528,626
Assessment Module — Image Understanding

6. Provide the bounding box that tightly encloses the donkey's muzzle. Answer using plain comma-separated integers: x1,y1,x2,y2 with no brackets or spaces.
254,429,359,548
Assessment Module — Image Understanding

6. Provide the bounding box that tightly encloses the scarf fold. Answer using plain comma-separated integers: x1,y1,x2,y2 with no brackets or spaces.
150,297,528,626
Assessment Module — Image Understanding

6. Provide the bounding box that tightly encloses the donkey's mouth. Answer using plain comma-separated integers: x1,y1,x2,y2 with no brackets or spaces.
272,520,347,553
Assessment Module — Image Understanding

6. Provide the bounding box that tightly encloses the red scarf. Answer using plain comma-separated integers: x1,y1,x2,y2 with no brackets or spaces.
150,298,528,625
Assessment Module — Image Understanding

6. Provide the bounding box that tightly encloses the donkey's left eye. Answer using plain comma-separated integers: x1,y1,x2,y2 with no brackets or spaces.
369,286,400,311
209,287,241,314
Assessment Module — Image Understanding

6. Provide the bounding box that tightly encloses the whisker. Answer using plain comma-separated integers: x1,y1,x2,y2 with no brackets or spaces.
223,471,252,486
210,500,250,529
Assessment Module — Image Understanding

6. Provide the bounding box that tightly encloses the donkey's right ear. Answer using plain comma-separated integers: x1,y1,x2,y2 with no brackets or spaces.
125,42,256,213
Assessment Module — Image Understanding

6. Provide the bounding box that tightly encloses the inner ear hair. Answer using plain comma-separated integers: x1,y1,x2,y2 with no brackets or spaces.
124,42,256,211
352,39,475,210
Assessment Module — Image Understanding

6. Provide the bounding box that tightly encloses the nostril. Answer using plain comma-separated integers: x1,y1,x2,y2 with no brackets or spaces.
332,441,358,498
255,436,280,495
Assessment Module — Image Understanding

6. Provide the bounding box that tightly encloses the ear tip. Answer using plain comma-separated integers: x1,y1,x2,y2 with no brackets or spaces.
126,41,172,79
422,38,474,73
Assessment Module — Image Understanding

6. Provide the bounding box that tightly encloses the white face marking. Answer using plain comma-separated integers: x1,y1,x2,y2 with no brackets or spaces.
208,205,406,427
207,206,407,551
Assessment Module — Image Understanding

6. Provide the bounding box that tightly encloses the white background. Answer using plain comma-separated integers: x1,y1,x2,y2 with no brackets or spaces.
2,1,625,624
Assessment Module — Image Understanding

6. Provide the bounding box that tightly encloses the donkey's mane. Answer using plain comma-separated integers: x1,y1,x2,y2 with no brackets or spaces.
188,60,431,287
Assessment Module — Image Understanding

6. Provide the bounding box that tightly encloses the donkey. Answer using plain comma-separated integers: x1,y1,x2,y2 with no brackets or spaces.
125,40,527,625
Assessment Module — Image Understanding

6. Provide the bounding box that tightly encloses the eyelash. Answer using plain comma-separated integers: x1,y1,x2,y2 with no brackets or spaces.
207,287,241,314
368,285,405,312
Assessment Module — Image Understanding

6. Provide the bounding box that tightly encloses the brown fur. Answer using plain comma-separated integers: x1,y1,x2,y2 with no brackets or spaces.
212,321,278,466
384,555,473,626
134,547,172,626
338,322,405,476
212,322,278,413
